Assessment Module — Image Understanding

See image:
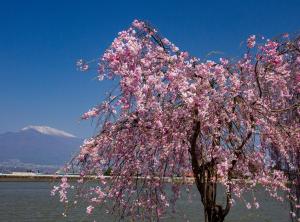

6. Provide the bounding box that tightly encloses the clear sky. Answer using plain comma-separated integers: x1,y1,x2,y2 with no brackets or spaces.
0,0,299,138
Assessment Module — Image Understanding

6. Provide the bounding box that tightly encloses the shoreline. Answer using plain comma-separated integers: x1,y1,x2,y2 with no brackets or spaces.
0,173,84,182
0,173,195,183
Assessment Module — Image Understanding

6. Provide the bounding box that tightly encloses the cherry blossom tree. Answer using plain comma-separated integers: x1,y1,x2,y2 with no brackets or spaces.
53,20,300,222
268,33,300,222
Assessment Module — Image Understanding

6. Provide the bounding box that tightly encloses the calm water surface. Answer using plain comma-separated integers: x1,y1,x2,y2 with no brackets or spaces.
0,182,290,222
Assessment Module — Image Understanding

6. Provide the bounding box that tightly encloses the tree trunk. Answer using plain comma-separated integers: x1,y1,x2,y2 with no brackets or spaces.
189,117,231,222
202,181,227,222
205,205,226,222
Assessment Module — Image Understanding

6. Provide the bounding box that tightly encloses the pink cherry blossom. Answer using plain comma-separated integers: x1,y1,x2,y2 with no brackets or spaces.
53,20,300,222
247,35,256,48
86,205,94,214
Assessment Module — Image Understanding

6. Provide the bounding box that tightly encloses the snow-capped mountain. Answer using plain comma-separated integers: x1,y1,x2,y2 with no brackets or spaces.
0,126,83,170
21,125,76,138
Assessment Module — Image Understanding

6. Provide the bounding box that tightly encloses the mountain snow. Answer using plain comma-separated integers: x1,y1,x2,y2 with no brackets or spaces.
21,125,76,138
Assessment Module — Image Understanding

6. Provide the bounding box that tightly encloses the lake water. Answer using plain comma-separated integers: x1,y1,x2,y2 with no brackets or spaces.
0,182,291,222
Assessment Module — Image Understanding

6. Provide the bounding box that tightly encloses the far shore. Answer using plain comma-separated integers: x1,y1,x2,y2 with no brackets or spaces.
0,173,195,183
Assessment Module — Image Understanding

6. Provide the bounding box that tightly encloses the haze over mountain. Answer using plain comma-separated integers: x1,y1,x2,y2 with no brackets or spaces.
0,126,83,171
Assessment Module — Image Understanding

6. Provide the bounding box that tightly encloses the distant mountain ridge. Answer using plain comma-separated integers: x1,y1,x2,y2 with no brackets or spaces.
0,126,83,170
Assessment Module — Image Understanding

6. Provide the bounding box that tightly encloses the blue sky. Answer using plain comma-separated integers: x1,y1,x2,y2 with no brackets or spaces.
0,0,299,138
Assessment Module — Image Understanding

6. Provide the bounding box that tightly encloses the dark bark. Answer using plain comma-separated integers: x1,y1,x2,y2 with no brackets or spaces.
189,115,230,222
